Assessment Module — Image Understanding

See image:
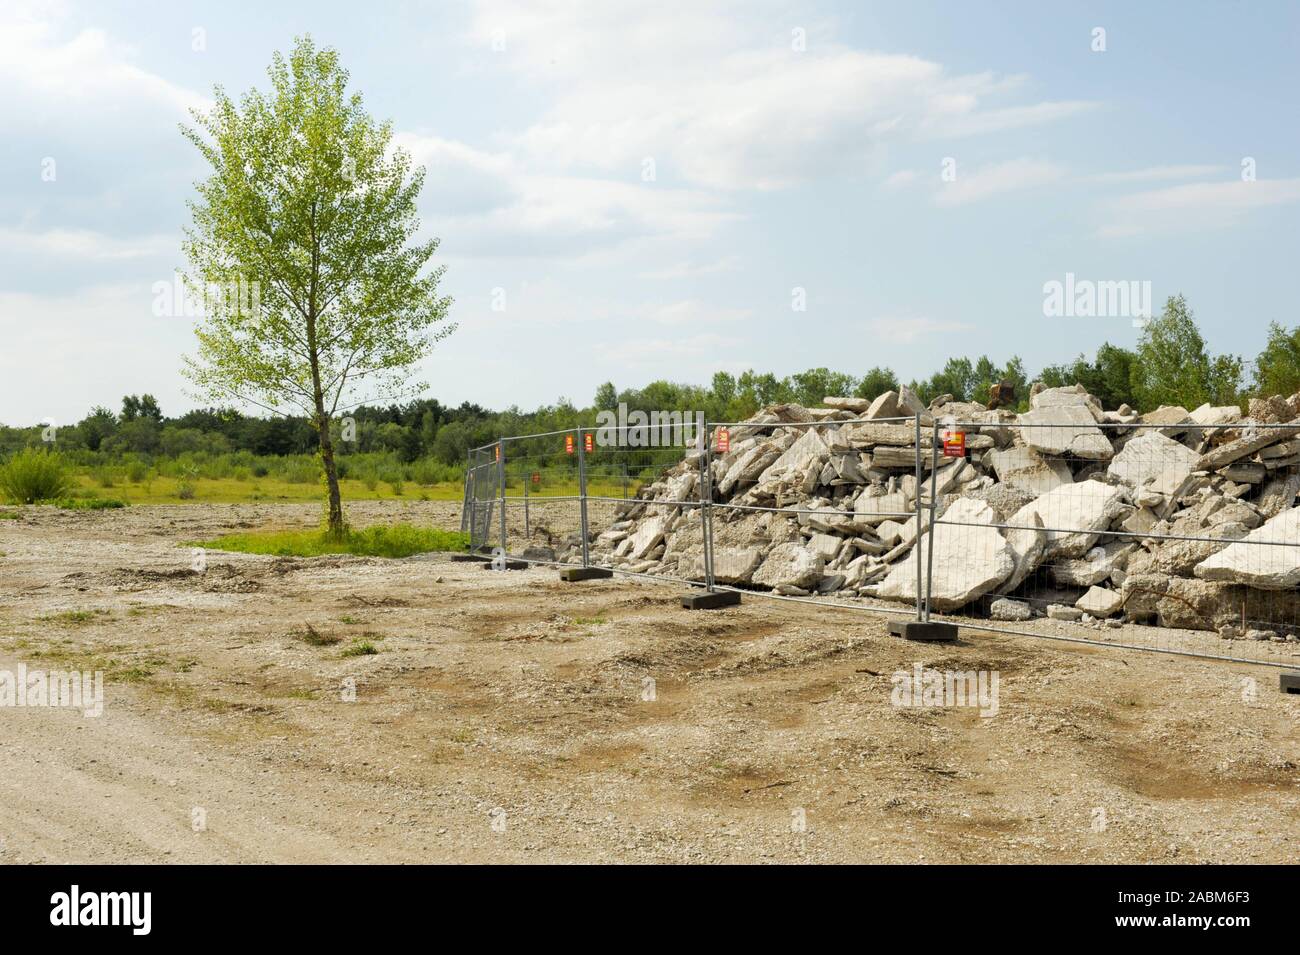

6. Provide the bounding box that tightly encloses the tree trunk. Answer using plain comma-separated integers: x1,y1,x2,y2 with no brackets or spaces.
316,406,345,539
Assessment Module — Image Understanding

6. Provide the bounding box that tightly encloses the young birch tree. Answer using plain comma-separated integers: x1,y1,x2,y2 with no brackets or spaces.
181,36,453,537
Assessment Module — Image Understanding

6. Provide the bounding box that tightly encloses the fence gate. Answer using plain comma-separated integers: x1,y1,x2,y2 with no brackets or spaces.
464,443,500,554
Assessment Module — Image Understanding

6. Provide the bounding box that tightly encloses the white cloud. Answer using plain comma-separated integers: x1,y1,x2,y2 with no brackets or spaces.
933,158,1067,206
592,332,742,367
882,169,919,189
864,317,972,345
644,300,752,325
1090,164,1227,184
1097,177,1300,237
471,0,1096,191
397,132,739,257
0,3,209,117
0,282,191,426
0,226,178,262
640,256,742,279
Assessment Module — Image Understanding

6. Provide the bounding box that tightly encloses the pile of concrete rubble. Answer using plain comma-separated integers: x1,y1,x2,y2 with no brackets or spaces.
567,383,1300,639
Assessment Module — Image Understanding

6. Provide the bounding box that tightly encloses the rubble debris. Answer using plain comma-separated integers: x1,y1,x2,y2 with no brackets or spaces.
549,384,1300,634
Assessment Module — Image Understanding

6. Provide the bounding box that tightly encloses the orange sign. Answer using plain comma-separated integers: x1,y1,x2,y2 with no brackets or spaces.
495,445,501,461
584,432,594,453
565,434,574,454
531,471,541,485
715,427,730,453
942,429,966,459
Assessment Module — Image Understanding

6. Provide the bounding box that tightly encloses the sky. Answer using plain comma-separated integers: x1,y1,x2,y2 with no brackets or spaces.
2,0,1298,426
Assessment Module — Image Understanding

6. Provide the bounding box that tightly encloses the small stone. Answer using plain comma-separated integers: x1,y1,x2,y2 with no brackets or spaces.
989,597,1033,621
1047,604,1084,622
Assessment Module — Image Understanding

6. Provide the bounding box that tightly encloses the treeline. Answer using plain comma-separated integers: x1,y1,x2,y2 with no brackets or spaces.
4,295,1298,469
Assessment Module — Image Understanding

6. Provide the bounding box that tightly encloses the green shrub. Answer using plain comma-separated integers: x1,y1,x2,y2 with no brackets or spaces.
0,448,73,504
126,462,150,483
177,481,197,500
388,479,404,496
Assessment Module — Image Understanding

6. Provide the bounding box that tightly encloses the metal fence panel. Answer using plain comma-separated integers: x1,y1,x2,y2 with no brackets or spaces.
466,411,1300,670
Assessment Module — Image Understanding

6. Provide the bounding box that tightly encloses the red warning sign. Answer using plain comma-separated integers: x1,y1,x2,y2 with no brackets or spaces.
715,427,730,453
584,432,594,453
942,429,966,459
531,471,541,485
495,445,501,461
565,434,574,454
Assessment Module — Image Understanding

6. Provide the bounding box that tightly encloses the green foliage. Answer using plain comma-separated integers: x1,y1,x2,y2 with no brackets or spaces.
194,523,469,558
0,447,73,503
909,355,1027,407
854,367,900,401
1131,295,1242,410
1253,322,1300,399
1040,343,1140,411
181,35,453,534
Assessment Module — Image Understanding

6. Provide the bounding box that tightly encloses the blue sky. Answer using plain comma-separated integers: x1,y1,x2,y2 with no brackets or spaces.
2,0,1298,425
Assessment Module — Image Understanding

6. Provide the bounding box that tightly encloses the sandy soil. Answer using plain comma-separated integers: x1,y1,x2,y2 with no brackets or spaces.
0,502,1297,864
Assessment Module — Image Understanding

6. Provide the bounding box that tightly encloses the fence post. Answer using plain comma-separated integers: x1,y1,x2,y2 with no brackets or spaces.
700,420,716,592
622,461,628,499
497,438,507,558
925,421,941,623
577,428,591,567
913,413,924,622
524,473,530,538
460,452,471,535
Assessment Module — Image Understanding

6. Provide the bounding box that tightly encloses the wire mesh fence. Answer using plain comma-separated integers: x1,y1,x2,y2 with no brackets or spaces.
466,409,1300,669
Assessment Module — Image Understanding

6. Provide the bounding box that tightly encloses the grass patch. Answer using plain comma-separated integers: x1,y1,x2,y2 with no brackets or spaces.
0,510,19,520
48,497,128,510
340,639,378,657
292,623,341,646
194,524,469,558
570,616,606,626
40,609,111,625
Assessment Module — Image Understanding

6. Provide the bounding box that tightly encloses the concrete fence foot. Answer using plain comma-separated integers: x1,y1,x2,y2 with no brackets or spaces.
560,567,614,582
681,590,742,610
889,619,958,642
481,559,528,571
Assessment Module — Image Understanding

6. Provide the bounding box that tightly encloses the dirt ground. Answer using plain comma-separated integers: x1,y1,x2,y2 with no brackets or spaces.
0,501,1297,864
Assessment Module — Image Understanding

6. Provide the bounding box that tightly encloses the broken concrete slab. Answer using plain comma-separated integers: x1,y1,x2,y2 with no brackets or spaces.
1076,585,1123,617
1018,405,1115,460
875,499,1015,611
823,395,871,414
1107,430,1200,491
986,445,1073,496
1194,507,1300,590
752,542,824,590
1007,480,1130,559
1195,419,1300,471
